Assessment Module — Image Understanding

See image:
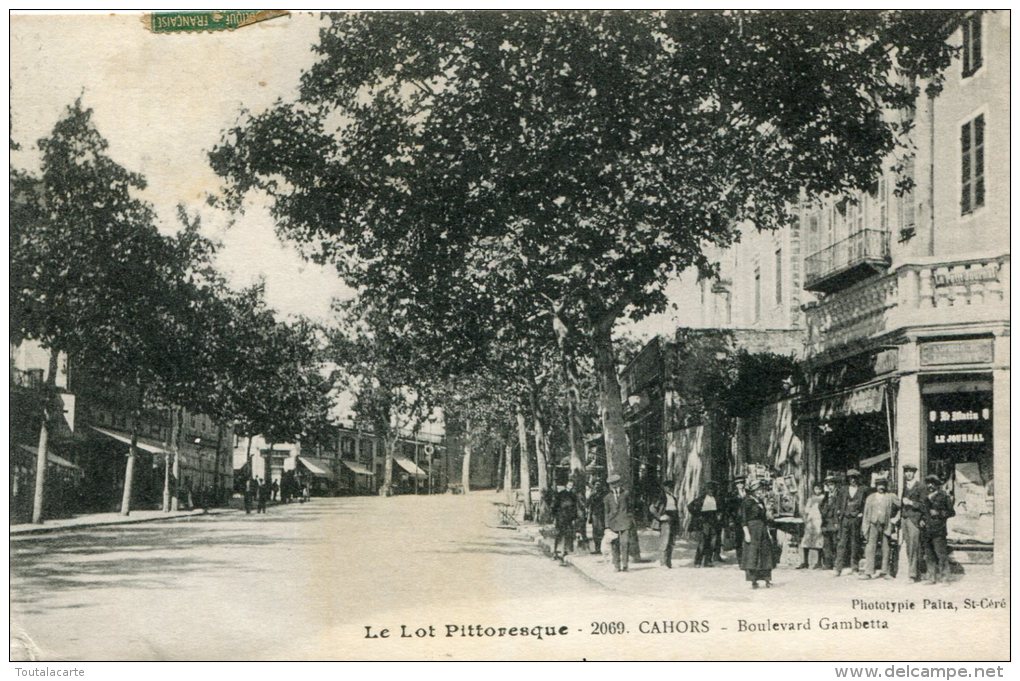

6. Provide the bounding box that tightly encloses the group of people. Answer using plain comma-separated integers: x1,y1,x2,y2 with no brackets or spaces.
243,476,311,514
797,465,956,584
545,463,957,587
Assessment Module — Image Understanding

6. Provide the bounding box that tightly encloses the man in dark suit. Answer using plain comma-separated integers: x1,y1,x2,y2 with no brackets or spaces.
819,475,841,570
920,474,955,584
688,481,721,567
587,478,608,554
899,463,926,582
834,469,867,576
603,473,635,572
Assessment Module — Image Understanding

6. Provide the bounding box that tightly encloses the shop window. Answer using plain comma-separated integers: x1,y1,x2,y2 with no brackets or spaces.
961,114,985,215
962,14,983,78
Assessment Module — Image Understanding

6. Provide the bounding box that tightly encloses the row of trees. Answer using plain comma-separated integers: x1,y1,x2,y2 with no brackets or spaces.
210,10,966,516
11,100,334,523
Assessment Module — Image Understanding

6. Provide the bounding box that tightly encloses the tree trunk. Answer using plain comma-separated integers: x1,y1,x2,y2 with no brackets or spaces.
170,407,182,511
503,441,513,502
213,423,224,506
461,419,472,494
495,440,505,493
591,321,641,559
31,347,61,524
245,434,254,478
121,381,144,516
382,433,395,495
529,389,550,495
592,324,630,491
163,409,178,512
515,408,532,519
565,365,585,478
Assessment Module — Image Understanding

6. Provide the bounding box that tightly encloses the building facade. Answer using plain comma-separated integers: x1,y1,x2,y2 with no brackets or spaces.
797,12,1008,572
10,339,234,521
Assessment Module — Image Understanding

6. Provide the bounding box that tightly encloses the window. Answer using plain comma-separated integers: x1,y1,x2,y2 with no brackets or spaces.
961,114,985,215
754,266,762,322
962,14,983,78
775,248,783,305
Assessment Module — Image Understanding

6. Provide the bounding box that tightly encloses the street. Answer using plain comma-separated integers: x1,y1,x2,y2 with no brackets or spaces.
11,492,608,660
10,492,1009,661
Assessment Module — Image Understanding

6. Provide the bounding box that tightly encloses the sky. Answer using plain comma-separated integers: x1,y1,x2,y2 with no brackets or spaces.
8,11,696,341
10,12,353,321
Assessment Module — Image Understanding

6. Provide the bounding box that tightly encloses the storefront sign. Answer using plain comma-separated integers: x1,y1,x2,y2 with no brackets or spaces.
919,339,993,366
873,349,898,375
933,263,1000,287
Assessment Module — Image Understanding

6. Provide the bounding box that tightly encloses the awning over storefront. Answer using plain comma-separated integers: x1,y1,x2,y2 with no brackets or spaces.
91,426,171,455
809,384,887,422
859,450,893,469
297,456,335,480
341,460,373,476
393,456,428,479
16,444,82,471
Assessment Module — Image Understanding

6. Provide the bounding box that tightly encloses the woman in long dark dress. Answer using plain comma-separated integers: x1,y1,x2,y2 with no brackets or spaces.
740,480,775,589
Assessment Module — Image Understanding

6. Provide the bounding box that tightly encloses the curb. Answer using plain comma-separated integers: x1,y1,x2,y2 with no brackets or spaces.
10,507,240,536
517,523,619,591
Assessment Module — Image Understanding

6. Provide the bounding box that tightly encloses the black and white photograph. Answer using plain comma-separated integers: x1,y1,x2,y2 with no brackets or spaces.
8,10,1010,663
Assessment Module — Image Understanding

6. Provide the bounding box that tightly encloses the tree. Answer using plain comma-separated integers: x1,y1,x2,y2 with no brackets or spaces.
211,10,965,495
11,99,180,520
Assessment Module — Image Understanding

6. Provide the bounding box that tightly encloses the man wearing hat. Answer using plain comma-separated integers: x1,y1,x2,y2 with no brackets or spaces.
688,481,721,567
833,469,867,576
920,474,955,584
725,476,748,564
860,477,900,579
819,475,841,570
899,463,925,582
603,473,635,572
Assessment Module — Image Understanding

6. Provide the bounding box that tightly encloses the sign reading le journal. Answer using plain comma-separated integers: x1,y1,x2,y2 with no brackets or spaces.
919,339,994,367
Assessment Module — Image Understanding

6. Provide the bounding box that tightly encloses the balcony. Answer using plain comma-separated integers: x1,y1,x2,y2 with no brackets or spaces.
804,229,891,293
804,254,1010,359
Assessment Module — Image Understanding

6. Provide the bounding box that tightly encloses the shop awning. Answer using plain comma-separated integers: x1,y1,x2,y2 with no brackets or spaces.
814,384,886,421
393,456,428,479
91,426,171,455
16,444,82,471
298,456,335,480
859,450,893,469
341,460,373,476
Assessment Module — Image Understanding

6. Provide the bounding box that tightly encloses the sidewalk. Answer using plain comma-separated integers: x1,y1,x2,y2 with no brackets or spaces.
11,505,239,536
518,522,997,603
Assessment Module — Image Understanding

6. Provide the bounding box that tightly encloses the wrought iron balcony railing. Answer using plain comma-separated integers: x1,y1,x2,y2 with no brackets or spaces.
804,229,891,293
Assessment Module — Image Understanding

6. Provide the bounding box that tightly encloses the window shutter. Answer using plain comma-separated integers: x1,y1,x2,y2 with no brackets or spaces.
961,121,972,214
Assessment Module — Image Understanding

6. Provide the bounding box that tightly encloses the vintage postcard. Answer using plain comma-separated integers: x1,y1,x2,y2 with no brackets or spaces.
8,10,1010,664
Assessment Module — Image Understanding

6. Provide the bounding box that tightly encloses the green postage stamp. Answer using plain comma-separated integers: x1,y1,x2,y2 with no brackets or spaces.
144,10,289,34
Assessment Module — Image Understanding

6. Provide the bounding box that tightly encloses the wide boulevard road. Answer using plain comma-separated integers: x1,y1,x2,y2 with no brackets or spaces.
10,491,1009,660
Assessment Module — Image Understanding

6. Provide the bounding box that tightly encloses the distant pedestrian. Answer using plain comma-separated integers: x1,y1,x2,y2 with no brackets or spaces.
797,483,826,569
257,478,268,513
740,479,774,589
899,464,925,582
271,480,279,501
651,479,679,568
860,478,899,579
688,481,721,567
302,483,310,503
587,479,607,555
243,477,255,514
551,481,580,559
920,475,955,584
603,474,635,572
